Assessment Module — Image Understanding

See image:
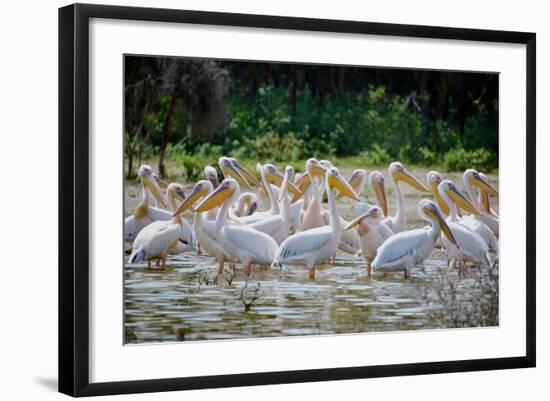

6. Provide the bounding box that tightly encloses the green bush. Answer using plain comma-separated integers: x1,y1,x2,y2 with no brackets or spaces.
443,148,497,172
240,131,307,162
359,144,391,165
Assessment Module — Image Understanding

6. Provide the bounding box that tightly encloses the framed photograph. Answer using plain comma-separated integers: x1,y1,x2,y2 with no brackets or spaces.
59,3,536,397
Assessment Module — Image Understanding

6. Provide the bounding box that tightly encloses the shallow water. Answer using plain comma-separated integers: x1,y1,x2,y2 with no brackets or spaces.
124,249,498,343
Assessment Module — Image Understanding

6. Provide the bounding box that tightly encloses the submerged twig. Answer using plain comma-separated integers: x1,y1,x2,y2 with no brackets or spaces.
240,281,262,311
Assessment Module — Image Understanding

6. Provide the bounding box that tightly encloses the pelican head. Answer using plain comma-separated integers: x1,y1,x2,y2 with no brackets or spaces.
438,180,479,215
218,157,250,189
464,169,499,197
419,199,457,245
193,178,239,213
319,159,333,169
203,165,220,188
427,171,450,216
172,180,213,216
389,162,430,192
326,167,360,201
368,171,388,217
166,183,186,203
342,169,367,199
343,205,384,231
305,158,327,178
137,164,166,208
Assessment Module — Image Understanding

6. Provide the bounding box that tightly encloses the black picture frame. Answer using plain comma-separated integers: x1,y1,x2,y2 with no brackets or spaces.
59,3,536,397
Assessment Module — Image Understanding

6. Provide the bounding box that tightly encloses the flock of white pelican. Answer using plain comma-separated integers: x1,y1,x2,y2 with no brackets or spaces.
125,158,499,280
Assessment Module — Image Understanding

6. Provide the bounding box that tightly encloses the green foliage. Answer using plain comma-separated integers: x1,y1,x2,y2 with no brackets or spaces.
128,83,498,174
359,144,391,165
238,131,307,162
443,148,497,172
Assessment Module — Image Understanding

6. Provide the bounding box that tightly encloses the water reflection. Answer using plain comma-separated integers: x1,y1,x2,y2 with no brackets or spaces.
124,248,497,344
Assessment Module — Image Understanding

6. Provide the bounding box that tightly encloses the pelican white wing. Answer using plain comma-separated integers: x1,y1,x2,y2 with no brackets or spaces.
221,224,278,265
372,229,428,269
273,226,333,265
128,220,183,264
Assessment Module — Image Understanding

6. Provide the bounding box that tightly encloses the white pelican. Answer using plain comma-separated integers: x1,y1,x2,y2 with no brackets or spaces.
344,205,393,276
299,159,330,231
128,186,194,269
237,163,281,223
437,180,491,272
164,183,195,254
124,165,169,242
372,199,458,279
173,180,232,273
383,162,430,233
272,167,360,279
193,178,279,276
244,165,297,244
463,169,499,237
426,171,450,217
438,173,498,254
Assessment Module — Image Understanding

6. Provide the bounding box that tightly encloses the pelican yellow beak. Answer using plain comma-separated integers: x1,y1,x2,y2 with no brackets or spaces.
372,179,388,217
328,172,360,201
221,161,250,190
471,174,499,197
194,184,235,212
232,160,261,187
294,172,310,188
142,175,167,208
153,174,169,190
309,164,328,178
480,190,497,216
337,170,362,200
290,179,310,203
173,184,208,216
425,206,457,245
267,168,302,198
395,169,430,192
446,186,480,215
343,207,377,231
431,182,450,216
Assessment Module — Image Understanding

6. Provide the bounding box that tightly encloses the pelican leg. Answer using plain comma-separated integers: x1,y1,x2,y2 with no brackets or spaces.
147,260,151,270
196,243,202,255
218,260,224,274
243,264,251,276
367,261,372,277
308,267,316,280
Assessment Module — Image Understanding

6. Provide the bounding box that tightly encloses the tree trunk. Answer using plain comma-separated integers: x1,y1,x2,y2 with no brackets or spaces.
158,95,176,178
127,147,134,180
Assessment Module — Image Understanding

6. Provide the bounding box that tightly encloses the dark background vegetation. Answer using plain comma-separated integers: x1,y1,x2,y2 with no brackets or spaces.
124,55,498,180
